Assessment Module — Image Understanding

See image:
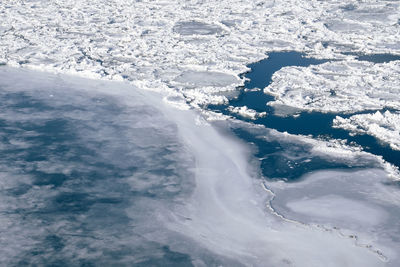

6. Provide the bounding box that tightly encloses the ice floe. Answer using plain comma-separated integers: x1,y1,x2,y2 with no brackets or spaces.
333,110,400,151
173,21,224,36
174,71,238,88
266,60,400,114
227,105,266,120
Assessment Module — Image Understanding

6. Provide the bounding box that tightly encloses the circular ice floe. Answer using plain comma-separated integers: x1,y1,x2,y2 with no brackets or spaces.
173,21,223,36
174,71,238,87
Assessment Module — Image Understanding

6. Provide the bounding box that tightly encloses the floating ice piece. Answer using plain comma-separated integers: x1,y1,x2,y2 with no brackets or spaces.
266,60,400,114
333,110,400,151
227,105,266,120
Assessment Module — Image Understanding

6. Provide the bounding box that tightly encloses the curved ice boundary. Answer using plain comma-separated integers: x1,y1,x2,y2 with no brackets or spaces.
209,51,400,175
333,110,400,151
161,101,399,267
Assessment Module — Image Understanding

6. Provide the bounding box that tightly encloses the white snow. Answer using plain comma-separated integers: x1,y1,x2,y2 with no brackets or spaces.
333,110,400,151
1,0,399,109
227,105,266,120
174,71,238,87
265,60,400,115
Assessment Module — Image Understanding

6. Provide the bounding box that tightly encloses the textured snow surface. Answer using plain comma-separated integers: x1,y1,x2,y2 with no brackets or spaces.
1,0,400,109
266,60,400,114
227,105,266,120
333,110,400,151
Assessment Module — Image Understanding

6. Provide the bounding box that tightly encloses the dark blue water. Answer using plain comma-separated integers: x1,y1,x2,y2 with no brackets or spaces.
210,51,400,180
229,126,381,181
343,52,400,63
243,51,329,90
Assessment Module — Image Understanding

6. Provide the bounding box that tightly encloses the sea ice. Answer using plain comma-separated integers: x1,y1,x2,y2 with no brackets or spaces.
227,105,267,120
333,110,400,151
173,21,224,36
1,67,397,266
161,105,391,267
267,169,400,264
0,67,197,265
1,0,399,109
1,0,400,265
265,60,400,114
174,71,238,88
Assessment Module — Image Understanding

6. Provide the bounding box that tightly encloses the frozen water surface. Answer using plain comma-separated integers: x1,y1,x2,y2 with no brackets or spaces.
1,67,399,266
1,0,399,107
1,0,400,266
333,111,400,151
0,67,198,266
173,21,223,36
174,71,238,88
211,51,400,173
268,169,400,263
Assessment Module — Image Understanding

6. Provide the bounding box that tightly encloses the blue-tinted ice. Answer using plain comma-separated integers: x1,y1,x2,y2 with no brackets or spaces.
1,66,399,266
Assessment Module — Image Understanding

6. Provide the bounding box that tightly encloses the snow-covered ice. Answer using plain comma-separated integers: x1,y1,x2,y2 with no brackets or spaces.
161,98,397,267
268,169,400,263
227,105,266,120
2,67,398,266
1,0,400,265
265,60,400,114
333,110,400,151
1,0,399,109
173,21,224,36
